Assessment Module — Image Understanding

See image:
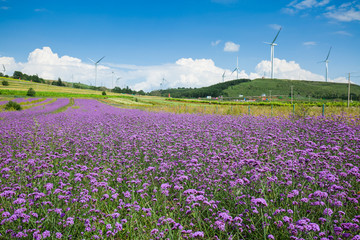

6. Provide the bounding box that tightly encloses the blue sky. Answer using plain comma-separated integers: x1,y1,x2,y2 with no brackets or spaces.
0,0,359,90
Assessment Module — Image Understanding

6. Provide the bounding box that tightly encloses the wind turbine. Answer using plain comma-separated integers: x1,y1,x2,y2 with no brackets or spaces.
115,77,122,87
231,56,240,80
222,71,226,82
2,64,6,75
265,27,282,79
89,56,105,87
160,77,167,89
319,47,332,82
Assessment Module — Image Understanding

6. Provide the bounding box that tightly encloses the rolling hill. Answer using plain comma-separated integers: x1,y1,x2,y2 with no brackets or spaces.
151,78,360,101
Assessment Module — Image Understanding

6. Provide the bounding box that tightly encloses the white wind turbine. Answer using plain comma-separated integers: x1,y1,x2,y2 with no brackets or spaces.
2,64,6,76
222,71,226,82
319,47,332,82
231,56,240,80
160,77,167,89
264,27,282,79
89,56,105,86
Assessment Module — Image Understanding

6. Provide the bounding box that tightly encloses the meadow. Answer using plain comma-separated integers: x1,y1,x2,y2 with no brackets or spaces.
0,98,359,239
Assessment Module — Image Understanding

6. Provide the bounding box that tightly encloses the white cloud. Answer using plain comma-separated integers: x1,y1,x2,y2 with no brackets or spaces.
224,41,240,52
286,1,360,22
284,0,330,14
0,47,350,92
1,47,108,86
288,0,330,10
211,40,221,46
0,6,9,10
255,58,326,81
303,41,317,45
325,5,360,22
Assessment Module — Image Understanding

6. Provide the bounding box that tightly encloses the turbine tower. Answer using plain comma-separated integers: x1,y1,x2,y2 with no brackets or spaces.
265,27,282,79
320,47,332,82
89,56,105,86
222,71,226,83
231,56,240,80
160,77,167,89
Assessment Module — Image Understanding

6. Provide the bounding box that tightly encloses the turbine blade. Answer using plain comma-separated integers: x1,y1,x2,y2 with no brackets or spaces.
325,46,332,61
96,56,105,64
222,71,226,77
231,68,237,75
272,27,282,44
88,58,95,63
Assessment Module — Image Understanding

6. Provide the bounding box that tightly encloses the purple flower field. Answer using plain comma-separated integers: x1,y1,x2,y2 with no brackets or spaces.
0,99,359,239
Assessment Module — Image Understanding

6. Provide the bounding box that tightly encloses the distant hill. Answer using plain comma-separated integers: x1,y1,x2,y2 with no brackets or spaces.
151,79,360,101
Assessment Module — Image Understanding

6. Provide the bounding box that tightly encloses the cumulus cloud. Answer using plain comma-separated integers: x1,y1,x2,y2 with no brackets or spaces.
0,47,350,92
224,41,240,52
253,58,348,83
0,47,108,86
115,58,230,91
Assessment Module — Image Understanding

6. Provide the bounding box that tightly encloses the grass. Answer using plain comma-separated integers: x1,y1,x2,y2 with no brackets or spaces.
0,76,128,97
153,78,360,101
51,98,75,113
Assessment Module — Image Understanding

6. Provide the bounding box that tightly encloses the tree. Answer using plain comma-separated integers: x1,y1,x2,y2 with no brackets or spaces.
2,80,9,86
27,88,36,97
13,71,23,79
5,101,22,111
52,77,65,86
102,91,107,95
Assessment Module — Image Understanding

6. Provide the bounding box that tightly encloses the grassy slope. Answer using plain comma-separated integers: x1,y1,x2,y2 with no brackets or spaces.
0,77,121,97
223,79,360,99
153,78,360,100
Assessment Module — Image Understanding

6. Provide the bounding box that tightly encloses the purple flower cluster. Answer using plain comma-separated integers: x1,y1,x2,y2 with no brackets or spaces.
0,99,359,239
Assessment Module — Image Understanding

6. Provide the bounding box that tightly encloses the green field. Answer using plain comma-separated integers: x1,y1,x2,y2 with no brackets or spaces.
0,77,123,97
1,76,360,118
152,78,360,101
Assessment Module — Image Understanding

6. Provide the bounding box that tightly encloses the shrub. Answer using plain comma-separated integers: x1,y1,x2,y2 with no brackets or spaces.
102,91,106,96
27,88,36,96
5,101,22,111
2,80,9,86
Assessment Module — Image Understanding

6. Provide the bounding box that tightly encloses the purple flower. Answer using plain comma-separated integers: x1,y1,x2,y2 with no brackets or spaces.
45,183,54,191
191,231,205,238
13,198,26,204
115,222,123,231
151,228,159,235
323,208,333,216
214,220,226,231
123,191,131,198
161,183,172,189
268,234,275,239
66,217,74,225
251,198,268,207
42,230,51,238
